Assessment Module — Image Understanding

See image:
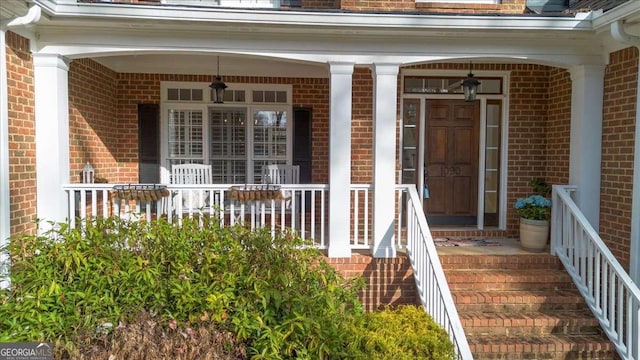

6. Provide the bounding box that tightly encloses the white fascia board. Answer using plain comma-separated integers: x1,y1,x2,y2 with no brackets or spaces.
32,0,593,32
591,0,640,30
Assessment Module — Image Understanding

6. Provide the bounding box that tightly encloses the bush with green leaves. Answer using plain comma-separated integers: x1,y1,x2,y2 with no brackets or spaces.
0,217,454,359
0,217,363,358
347,305,456,360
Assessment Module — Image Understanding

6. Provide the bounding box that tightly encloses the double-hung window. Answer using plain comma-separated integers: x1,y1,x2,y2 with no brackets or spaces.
161,82,292,184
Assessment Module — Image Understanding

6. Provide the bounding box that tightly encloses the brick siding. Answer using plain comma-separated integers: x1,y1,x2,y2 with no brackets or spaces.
507,65,552,234
337,0,528,13
600,47,639,269
5,31,36,236
68,59,120,183
326,253,419,311
545,68,571,185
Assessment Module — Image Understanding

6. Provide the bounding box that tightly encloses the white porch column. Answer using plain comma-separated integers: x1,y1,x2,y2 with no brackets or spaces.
34,53,71,231
568,65,605,230
328,62,354,258
372,63,399,258
0,30,11,289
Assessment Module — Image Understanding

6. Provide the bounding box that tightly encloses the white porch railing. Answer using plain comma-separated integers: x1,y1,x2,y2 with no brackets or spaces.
398,184,474,360
552,185,640,360
64,183,330,248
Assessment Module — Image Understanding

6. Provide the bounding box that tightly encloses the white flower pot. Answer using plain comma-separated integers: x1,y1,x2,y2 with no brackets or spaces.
519,218,549,253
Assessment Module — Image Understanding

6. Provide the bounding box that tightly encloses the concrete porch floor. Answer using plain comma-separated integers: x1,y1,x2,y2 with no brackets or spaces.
435,237,547,255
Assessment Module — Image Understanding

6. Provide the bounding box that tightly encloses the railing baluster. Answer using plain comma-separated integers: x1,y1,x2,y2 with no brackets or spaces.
364,188,369,248
553,185,640,360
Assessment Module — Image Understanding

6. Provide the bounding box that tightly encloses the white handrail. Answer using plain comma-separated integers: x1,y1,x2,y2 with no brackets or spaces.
552,185,640,360
63,183,329,248
399,184,474,360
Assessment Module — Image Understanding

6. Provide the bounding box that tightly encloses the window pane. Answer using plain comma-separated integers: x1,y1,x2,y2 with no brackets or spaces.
405,76,503,95
210,108,247,184
253,110,288,162
168,109,204,162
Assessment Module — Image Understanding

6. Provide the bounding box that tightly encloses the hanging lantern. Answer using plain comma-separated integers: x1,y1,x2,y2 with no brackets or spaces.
461,62,481,102
209,56,227,103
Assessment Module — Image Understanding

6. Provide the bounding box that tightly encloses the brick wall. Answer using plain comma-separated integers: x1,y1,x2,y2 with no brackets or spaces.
506,65,551,235
326,253,419,311
301,0,340,8
293,78,330,183
599,47,638,269
352,67,374,184
68,59,119,183
5,31,36,236
545,68,571,185
341,0,528,14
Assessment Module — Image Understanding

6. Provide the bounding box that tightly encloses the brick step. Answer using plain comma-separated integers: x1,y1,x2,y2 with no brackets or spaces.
452,289,588,311
445,269,574,291
460,309,603,336
439,254,563,271
468,333,618,360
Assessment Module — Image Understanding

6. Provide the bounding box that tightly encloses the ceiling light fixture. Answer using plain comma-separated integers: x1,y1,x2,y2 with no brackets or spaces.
209,55,228,103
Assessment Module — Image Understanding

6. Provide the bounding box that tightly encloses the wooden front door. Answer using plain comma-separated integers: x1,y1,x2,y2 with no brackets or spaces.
423,99,480,226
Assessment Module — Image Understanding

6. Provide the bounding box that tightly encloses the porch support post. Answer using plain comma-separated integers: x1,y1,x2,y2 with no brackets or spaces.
34,53,71,231
372,63,399,258
327,62,354,258
0,30,10,289
568,65,604,231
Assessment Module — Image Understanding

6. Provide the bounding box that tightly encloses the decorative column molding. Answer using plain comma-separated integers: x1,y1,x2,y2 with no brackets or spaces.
372,63,399,258
327,62,354,258
33,53,71,232
568,65,605,230
0,30,11,289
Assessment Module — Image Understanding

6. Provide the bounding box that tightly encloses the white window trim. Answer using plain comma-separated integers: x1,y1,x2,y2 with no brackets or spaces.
400,69,510,230
160,81,293,184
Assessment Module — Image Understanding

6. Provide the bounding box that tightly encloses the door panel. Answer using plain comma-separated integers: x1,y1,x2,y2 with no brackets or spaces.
428,127,447,163
423,99,479,226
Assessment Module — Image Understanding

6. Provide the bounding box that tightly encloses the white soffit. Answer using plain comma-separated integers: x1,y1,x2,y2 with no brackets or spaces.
94,53,328,77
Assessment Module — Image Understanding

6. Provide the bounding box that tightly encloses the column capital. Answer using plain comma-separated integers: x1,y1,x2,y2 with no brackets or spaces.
32,53,70,71
568,64,605,82
328,61,355,75
372,63,400,77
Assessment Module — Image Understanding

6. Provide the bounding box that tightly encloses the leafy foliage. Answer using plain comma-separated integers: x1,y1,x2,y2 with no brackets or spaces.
514,194,552,220
0,217,453,359
348,305,455,360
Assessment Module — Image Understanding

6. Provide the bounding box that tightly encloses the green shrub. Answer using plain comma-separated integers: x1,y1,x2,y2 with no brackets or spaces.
0,217,364,359
0,217,455,359
347,305,456,360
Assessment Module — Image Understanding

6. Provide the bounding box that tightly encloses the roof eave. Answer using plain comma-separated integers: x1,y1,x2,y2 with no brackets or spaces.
32,0,594,32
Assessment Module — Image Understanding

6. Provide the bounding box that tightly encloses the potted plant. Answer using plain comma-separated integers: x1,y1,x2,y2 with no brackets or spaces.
514,178,552,252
